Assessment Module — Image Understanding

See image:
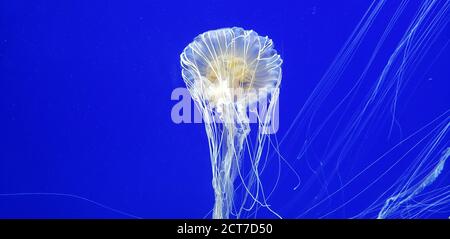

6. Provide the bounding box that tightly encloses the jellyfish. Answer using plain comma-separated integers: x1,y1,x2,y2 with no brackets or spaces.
180,27,282,219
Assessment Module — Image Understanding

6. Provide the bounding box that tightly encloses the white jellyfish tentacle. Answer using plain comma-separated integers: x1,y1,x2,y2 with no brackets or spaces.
180,27,283,219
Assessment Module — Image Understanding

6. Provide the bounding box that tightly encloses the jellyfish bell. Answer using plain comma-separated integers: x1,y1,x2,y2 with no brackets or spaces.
182,27,282,116
180,27,282,218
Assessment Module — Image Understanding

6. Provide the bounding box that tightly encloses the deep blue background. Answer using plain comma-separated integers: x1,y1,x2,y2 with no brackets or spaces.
1,0,448,218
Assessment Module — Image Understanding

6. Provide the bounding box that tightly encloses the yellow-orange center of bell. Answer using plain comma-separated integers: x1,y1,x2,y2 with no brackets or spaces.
206,56,253,89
